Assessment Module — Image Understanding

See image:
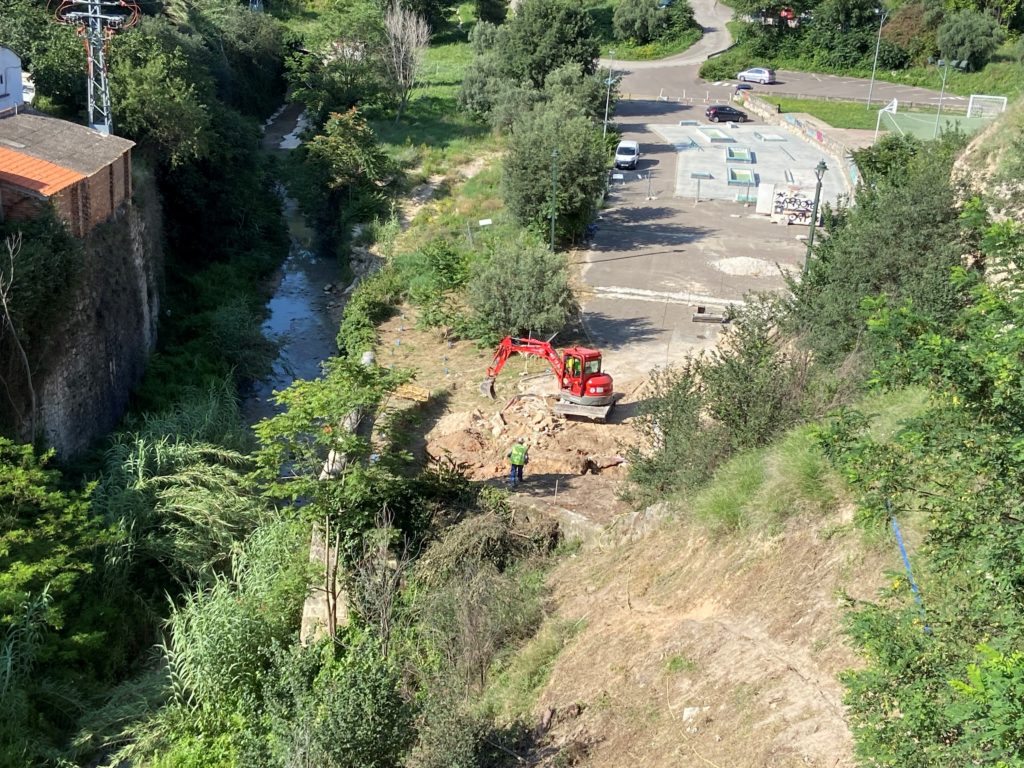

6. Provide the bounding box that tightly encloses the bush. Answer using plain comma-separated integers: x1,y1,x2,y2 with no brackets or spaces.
937,10,1004,71
613,0,667,44
466,231,576,339
502,102,607,244
630,298,813,501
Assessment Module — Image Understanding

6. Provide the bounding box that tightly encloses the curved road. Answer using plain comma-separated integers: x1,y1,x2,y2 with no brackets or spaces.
607,0,961,108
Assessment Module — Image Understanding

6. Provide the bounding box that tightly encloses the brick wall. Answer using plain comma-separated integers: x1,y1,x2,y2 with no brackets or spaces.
1,149,133,237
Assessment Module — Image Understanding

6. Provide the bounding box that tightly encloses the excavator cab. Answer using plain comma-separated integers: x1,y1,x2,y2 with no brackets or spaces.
560,347,614,406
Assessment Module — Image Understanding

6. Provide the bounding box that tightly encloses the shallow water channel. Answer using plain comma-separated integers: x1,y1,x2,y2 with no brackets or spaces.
241,106,344,424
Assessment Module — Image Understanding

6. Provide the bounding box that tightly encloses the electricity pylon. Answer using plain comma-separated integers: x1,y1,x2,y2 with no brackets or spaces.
56,0,139,135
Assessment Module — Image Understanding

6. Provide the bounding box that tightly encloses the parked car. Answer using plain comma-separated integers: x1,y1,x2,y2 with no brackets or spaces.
705,105,748,123
614,140,640,170
736,67,776,84
657,0,675,7
734,83,754,93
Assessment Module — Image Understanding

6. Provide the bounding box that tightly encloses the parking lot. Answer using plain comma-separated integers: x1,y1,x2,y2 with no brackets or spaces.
580,100,811,379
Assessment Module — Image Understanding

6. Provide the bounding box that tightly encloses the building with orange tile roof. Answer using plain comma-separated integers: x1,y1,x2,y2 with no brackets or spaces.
0,47,135,237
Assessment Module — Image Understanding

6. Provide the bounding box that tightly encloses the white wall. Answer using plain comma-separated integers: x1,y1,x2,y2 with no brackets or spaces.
0,47,25,112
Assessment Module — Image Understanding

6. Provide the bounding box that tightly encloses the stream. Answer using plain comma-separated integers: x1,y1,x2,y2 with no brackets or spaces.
241,104,344,425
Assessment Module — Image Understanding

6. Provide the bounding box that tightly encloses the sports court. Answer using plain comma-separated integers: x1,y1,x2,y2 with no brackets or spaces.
647,122,846,205
876,95,1006,140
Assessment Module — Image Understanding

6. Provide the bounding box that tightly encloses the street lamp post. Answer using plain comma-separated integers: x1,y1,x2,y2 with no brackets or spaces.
804,159,828,274
866,9,887,109
603,50,615,138
550,149,559,251
933,58,951,138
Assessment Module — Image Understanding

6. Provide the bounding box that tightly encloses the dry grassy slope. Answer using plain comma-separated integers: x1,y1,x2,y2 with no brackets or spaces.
953,98,1024,218
534,508,895,767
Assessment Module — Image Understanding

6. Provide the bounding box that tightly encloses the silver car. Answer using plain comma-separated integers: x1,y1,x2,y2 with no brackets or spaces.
737,67,776,84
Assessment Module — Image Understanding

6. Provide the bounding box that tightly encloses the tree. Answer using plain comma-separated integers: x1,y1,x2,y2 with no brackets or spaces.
110,25,214,166
502,101,608,243
497,0,599,88
306,109,394,191
475,0,507,24
937,10,1004,71
613,0,667,44
791,133,970,364
285,0,389,124
383,1,431,122
466,230,576,338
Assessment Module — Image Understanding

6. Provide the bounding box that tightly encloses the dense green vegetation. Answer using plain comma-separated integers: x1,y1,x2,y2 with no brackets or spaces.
701,0,1024,98
8,0,1024,762
631,101,1024,763
0,0,602,763
585,0,702,59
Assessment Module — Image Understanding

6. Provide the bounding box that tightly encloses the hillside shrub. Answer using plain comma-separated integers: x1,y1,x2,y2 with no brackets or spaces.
630,298,814,501
465,231,576,339
937,10,1005,71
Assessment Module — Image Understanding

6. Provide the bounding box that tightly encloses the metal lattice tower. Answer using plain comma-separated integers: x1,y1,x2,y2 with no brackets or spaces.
56,0,139,135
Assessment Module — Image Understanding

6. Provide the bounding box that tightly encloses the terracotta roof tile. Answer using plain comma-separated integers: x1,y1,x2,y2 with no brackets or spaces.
0,145,85,196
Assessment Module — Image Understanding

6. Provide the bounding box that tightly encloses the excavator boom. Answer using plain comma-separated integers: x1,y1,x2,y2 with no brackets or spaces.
480,336,565,399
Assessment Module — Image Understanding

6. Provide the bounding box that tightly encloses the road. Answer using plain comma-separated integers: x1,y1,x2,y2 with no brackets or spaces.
606,0,963,109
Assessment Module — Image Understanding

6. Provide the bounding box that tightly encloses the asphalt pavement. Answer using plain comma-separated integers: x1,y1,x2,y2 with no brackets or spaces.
580,100,808,380
581,0,960,384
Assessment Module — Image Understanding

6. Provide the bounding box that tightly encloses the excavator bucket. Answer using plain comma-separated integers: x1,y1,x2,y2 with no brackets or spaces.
479,376,497,399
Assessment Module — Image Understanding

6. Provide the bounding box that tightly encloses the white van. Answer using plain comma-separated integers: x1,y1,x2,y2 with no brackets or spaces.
614,140,640,170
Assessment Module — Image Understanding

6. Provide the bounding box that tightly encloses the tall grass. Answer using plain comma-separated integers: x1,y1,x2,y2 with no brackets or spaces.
478,618,584,722
688,424,842,535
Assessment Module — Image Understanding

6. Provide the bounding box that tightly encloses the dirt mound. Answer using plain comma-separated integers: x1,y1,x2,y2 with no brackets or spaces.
426,394,601,479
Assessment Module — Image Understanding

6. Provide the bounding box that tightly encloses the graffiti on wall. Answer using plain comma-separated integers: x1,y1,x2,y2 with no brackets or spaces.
772,188,815,225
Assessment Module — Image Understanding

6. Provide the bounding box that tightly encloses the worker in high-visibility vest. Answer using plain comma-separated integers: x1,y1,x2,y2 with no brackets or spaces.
508,437,529,489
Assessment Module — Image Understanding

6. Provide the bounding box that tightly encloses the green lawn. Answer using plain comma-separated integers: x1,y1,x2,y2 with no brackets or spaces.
760,95,998,137
370,22,496,178
758,97,882,130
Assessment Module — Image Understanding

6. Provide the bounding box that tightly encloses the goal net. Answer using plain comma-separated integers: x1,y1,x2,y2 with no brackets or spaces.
875,98,901,139
967,94,1008,118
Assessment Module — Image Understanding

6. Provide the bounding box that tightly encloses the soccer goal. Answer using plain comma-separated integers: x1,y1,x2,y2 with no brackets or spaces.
875,98,901,140
967,94,1008,118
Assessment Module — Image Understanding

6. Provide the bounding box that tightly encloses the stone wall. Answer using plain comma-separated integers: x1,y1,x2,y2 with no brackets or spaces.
12,169,163,457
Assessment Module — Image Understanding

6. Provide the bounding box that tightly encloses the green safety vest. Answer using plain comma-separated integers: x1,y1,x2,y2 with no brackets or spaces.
510,443,528,465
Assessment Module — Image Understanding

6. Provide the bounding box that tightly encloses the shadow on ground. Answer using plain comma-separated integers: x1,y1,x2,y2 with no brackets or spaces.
578,311,659,349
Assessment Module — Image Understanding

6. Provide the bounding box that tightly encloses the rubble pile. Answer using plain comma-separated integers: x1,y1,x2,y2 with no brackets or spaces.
425,395,625,481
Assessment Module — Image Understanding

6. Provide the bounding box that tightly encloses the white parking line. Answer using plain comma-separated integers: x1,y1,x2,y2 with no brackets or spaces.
591,285,747,307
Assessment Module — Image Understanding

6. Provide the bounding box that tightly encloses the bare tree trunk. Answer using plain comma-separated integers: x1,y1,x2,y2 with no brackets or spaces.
0,235,36,441
383,1,430,124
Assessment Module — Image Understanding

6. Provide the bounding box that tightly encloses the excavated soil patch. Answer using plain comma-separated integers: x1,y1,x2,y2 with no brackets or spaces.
377,308,640,524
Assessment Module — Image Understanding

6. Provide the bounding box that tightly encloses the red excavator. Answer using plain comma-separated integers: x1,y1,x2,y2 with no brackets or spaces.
480,336,617,421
